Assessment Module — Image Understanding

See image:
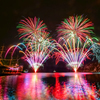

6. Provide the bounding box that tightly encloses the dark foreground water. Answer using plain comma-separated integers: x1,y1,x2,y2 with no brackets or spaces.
0,73,100,100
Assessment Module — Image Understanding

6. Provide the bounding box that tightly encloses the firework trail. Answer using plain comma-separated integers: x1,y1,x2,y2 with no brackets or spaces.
5,38,55,72
53,37,94,72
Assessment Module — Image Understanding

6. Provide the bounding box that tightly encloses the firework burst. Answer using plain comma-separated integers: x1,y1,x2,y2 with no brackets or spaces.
57,15,94,42
17,17,49,43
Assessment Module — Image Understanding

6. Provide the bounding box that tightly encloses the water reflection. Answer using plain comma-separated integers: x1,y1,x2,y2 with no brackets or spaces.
0,73,100,100
16,73,48,100
42,73,100,100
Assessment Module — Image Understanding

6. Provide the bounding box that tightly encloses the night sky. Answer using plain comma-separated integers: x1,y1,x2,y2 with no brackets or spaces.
0,0,100,47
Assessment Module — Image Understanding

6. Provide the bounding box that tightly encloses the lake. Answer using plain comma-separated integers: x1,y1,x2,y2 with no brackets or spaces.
0,72,100,100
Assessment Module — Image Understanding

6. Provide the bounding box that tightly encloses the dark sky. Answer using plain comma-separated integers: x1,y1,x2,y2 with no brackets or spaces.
0,0,100,47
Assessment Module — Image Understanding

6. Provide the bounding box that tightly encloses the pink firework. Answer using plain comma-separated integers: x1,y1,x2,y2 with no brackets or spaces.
17,17,48,42
57,15,94,42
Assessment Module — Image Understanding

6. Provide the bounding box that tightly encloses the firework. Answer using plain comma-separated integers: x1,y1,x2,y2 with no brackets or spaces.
5,15,98,73
17,17,49,43
20,39,54,72
57,15,94,42
5,38,55,72
5,16,55,72
5,17,55,72
55,15,98,72
53,37,93,72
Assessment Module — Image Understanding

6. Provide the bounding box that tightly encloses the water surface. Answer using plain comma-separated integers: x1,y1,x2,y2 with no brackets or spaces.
0,72,100,100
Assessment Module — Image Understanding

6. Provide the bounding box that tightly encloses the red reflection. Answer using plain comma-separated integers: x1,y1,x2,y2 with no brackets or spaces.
46,73,99,100
52,73,67,99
